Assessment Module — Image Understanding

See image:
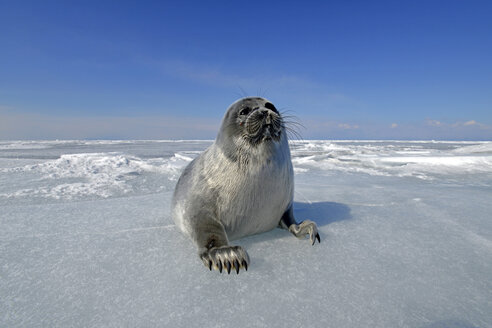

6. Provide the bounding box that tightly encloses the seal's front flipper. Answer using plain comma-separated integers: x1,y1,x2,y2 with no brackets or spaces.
279,205,321,245
194,218,250,274
200,245,250,274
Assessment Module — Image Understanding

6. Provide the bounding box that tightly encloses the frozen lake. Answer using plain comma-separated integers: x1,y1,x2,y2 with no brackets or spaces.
1,140,492,327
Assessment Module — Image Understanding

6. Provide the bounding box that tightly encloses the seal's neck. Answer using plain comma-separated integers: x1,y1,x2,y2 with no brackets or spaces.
217,134,289,168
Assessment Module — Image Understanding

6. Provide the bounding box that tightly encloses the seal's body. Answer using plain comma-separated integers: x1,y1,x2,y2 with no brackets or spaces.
172,97,319,274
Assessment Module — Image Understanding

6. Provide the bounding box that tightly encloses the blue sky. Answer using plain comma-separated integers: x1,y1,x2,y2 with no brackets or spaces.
1,0,491,140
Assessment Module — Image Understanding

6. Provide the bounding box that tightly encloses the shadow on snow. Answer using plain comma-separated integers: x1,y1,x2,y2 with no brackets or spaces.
239,201,352,246
293,201,352,227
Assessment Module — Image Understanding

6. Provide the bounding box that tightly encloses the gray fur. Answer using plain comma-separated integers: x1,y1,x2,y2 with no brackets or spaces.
172,97,319,274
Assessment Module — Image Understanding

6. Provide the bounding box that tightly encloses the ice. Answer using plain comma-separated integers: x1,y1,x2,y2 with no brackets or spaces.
291,140,492,183
1,140,492,327
1,152,193,200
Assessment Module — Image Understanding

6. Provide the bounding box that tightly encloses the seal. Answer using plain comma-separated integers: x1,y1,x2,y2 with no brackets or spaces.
172,97,320,274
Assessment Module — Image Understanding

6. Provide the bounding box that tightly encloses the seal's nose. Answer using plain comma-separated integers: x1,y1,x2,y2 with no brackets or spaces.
259,110,272,124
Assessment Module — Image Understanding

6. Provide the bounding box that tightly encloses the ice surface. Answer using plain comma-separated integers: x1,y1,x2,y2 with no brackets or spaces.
1,152,192,200
290,140,492,182
1,140,492,327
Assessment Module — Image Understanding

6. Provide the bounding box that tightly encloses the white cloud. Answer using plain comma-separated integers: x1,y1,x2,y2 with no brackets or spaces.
297,117,492,140
140,58,361,113
426,119,443,127
338,123,359,130
149,58,326,91
426,119,491,130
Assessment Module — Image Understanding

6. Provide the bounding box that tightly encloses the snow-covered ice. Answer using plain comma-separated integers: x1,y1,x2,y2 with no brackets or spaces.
1,140,492,327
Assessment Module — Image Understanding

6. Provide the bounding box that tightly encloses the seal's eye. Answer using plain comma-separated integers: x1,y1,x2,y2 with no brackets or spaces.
264,102,278,113
239,107,252,116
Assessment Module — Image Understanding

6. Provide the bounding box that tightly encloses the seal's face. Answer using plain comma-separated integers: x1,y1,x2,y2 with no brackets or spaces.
223,97,283,146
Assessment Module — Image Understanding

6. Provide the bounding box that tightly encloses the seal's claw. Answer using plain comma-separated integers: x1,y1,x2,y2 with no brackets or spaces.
234,259,240,274
289,220,320,245
242,260,248,271
200,245,250,274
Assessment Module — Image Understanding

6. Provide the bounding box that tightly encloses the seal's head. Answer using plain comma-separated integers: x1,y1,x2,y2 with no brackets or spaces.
218,97,284,146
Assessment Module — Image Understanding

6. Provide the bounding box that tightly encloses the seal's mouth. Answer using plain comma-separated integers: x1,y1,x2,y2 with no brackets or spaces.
260,124,280,141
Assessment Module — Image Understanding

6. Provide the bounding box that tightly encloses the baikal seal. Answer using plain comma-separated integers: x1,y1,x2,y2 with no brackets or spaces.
172,97,320,274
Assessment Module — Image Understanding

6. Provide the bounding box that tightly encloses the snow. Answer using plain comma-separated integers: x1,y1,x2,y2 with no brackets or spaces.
1,140,492,327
